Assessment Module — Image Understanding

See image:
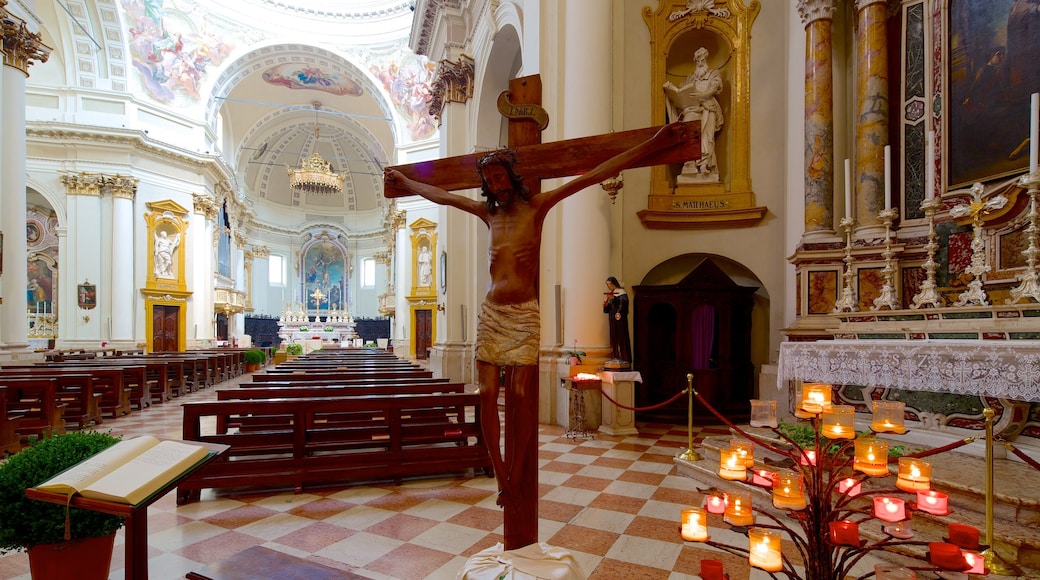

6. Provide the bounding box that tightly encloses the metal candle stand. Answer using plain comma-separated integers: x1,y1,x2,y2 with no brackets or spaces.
1007,172,1040,304
871,208,900,310
833,217,858,313
911,197,944,309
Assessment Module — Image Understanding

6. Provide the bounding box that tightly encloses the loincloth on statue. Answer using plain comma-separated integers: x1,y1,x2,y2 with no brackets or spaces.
475,300,540,366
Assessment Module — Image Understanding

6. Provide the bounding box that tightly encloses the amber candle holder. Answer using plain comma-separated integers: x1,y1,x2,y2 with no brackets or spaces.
723,490,754,527
799,383,832,414
680,507,709,541
821,404,856,439
718,447,747,481
748,528,783,572
895,457,932,492
730,438,755,467
854,437,890,476
871,400,906,434
772,469,807,510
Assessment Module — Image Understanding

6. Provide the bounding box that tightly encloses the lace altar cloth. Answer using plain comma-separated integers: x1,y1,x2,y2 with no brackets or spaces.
777,340,1040,402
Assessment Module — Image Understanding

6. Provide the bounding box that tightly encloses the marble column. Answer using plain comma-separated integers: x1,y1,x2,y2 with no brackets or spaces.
60,174,104,342
0,12,49,348
853,0,891,235
192,193,218,343
107,175,138,342
233,231,247,338
561,0,612,357
799,0,837,239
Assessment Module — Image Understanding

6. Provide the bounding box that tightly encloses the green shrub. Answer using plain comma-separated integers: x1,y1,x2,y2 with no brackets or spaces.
244,349,265,364
285,343,303,356
0,431,126,553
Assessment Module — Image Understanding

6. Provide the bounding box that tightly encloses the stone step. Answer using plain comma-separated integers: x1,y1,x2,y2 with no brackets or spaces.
675,432,1040,577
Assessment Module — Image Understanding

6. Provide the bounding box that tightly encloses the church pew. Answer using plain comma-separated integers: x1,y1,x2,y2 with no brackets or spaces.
0,366,129,419
0,370,101,429
177,393,493,504
0,389,24,456
36,362,152,410
0,378,66,441
243,376,452,388
213,382,468,433
251,370,434,382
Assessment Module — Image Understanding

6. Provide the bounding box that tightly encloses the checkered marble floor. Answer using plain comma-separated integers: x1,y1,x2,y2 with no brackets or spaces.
0,374,854,580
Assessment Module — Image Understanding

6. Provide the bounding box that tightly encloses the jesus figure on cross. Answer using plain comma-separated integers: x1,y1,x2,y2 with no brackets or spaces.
384,121,690,511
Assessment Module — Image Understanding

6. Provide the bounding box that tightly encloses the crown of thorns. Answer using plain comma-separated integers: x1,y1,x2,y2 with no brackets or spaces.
476,148,519,171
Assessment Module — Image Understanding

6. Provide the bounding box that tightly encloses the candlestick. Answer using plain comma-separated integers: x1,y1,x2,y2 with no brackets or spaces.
911,196,944,308
1007,171,1040,304
1031,92,1038,174
845,158,853,219
926,131,936,200
834,217,858,312
884,145,892,210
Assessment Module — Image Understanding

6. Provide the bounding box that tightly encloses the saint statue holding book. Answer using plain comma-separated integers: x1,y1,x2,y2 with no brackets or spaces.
664,46,724,183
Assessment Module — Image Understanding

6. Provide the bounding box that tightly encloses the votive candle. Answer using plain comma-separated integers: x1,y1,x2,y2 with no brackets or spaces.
885,516,914,539
873,496,906,522
749,399,778,428
730,438,755,467
680,507,709,541
799,449,817,466
871,400,906,434
916,489,949,515
705,494,726,514
854,437,890,476
875,564,917,580
718,447,748,481
896,457,931,492
929,542,969,571
963,550,985,575
699,560,726,580
800,383,832,414
772,470,807,510
752,469,776,486
821,404,856,439
837,477,862,497
829,520,860,546
748,528,783,572
723,490,755,527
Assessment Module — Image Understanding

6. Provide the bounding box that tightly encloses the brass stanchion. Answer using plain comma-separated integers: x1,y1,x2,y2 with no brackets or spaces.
678,373,702,461
981,407,1022,575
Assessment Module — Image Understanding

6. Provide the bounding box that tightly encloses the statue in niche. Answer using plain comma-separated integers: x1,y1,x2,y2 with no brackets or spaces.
154,230,181,279
417,244,433,287
664,46,724,183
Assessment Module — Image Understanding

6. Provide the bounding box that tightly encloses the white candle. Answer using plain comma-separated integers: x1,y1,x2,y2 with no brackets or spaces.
844,158,852,219
884,145,892,210
925,131,936,200
1031,92,1038,174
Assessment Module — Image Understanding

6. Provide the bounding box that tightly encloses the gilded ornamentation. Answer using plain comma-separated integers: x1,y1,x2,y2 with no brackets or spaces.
61,173,104,196
0,10,51,73
428,55,475,122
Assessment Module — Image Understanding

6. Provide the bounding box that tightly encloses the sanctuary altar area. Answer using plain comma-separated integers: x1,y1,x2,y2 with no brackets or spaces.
277,304,357,345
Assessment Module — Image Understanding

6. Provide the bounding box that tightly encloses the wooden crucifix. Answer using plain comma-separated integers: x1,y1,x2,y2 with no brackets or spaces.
384,75,699,549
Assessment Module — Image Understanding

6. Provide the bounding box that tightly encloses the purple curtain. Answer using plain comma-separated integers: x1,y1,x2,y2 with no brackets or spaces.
690,304,715,368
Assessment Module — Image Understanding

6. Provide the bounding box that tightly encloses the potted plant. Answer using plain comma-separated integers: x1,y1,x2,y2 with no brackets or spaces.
244,349,265,372
0,431,125,579
285,343,303,358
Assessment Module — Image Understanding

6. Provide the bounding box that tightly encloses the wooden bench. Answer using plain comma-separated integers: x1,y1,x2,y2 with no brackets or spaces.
244,376,451,388
0,378,66,441
1,390,23,456
177,392,493,504
251,370,434,382
0,370,102,429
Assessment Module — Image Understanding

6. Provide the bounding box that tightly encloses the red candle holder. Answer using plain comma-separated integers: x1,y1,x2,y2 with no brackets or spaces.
836,477,862,497
915,490,949,515
828,520,860,546
873,497,906,522
947,523,980,550
705,494,727,514
699,559,726,580
928,542,971,571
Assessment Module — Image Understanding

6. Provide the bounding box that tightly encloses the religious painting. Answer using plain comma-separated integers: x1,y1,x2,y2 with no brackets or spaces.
856,267,885,311
303,240,346,311
947,0,1040,188
27,256,54,314
26,222,40,245
77,281,97,310
121,0,233,105
368,53,438,141
261,64,363,97
807,270,838,315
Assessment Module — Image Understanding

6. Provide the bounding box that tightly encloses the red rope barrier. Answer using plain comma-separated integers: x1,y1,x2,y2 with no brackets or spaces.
890,437,974,463
599,386,689,411
1006,442,1040,472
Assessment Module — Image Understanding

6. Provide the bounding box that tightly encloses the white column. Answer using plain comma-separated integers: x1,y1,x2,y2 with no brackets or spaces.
234,244,245,337
110,189,136,341
0,64,29,348
559,0,613,356
190,202,214,343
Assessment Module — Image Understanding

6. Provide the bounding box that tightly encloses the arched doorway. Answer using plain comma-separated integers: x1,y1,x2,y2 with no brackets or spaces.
633,256,762,423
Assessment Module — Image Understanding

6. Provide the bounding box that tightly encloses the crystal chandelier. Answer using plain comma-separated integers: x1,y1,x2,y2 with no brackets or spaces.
287,103,345,195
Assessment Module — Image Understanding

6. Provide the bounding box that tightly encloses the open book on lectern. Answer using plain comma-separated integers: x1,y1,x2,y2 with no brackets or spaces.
36,435,210,505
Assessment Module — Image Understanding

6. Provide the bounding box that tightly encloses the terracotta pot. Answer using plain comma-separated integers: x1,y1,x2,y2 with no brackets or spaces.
28,533,115,580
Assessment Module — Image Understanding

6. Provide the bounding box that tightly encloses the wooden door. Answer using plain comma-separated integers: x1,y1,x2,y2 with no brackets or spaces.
415,309,432,359
151,305,179,352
